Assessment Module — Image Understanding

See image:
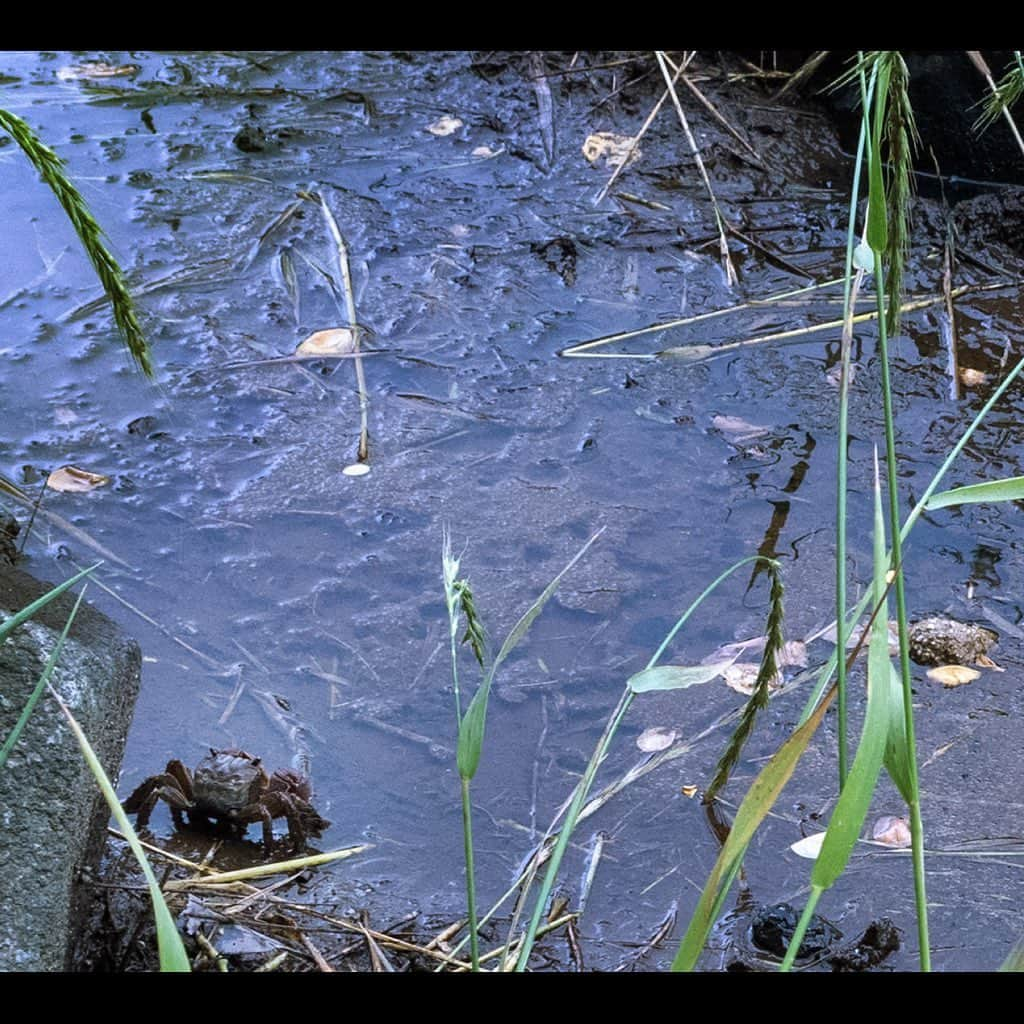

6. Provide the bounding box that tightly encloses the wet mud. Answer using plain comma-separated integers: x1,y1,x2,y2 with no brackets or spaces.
3,51,1024,971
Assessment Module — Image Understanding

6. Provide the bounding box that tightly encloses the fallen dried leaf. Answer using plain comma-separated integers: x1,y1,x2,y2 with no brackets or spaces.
46,466,110,493
427,116,463,137
295,328,357,357
871,815,911,848
791,832,826,859
636,726,678,753
582,132,641,170
722,662,783,696
926,664,979,688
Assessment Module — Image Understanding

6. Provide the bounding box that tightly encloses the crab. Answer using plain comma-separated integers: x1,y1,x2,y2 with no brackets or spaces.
122,748,330,852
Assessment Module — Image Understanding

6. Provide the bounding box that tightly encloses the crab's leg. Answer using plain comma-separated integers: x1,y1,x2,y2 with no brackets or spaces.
258,808,276,852
122,773,192,829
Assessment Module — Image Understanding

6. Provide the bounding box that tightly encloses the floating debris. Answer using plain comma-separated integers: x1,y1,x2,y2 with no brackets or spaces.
342,463,370,478
46,465,111,493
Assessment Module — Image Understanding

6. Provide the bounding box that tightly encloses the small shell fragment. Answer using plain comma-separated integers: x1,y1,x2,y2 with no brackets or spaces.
342,463,370,478
926,664,980,688
636,726,678,753
681,784,699,799
427,116,463,136
46,466,111,493
295,328,357,357
871,815,912,848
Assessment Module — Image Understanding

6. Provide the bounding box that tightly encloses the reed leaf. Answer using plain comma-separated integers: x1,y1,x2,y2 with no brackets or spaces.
627,661,732,693
925,475,1024,510
809,460,891,892
866,57,890,254
671,678,837,970
884,662,913,804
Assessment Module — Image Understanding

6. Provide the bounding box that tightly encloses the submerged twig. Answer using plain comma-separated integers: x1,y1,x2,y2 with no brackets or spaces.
559,276,848,358
678,70,766,168
312,190,370,464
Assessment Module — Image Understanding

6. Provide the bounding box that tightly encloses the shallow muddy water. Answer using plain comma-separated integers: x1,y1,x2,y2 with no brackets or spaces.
3,51,1024,971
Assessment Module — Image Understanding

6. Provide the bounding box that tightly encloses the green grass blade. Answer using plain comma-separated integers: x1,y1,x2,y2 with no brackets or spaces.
49,687,191,972
671,679,837,970
457,530,602,780
810,458,890,891
1000,935,1024,971
866,57,891,254
883,662,913,803
627,661,733,693
0,563,100,645
926,475,1024,510
0,588,87,771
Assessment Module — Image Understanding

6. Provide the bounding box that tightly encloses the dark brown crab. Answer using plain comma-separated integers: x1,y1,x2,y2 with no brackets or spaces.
122,748,330,852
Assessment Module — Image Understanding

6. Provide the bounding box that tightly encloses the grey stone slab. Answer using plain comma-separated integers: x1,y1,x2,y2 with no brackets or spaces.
0,566,141,971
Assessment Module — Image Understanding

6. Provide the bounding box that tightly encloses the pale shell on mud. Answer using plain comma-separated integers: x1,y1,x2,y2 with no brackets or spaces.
46,465,111,493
